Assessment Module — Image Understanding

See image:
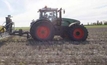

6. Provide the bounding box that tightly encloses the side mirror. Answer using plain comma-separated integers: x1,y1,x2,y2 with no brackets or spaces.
63,10,65,14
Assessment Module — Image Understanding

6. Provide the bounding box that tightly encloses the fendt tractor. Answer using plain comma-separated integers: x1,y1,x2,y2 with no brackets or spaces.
30,6,88,41
0,6,88,41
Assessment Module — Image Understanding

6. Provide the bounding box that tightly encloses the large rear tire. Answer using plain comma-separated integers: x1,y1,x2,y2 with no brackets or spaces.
69,25,88,41
30,21,55,41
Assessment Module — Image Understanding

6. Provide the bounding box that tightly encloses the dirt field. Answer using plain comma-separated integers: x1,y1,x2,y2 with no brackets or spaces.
0,27,107,65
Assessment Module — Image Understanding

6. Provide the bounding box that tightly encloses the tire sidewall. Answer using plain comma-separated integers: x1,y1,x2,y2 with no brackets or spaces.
30,21,55,41
69,25,88,41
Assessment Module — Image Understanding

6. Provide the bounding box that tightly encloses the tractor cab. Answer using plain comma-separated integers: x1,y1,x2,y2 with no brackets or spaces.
38,6,63,26
39,7,57,21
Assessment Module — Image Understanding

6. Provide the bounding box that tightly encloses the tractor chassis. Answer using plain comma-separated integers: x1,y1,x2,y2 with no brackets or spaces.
10,29,30,39
54,26,68,35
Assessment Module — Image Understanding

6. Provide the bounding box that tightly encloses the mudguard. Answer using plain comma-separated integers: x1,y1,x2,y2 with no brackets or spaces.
69,22,80,27
30,19,50,27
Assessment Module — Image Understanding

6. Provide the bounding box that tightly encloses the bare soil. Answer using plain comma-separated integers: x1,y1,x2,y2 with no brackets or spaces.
0,27,107,65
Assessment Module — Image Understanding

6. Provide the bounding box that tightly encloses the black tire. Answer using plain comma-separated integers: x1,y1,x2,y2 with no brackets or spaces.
69,25,88,41
30,21,55,41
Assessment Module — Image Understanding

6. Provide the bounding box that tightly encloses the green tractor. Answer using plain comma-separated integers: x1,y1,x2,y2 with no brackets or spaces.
30,6,88,41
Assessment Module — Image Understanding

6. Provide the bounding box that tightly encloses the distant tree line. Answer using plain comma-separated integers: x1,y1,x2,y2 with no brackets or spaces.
87,20,107,25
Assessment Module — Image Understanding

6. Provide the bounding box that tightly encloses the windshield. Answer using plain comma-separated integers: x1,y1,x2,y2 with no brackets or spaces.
39,11,57,21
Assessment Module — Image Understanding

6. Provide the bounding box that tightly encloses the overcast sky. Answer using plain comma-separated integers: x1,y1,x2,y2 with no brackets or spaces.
0,0,107,27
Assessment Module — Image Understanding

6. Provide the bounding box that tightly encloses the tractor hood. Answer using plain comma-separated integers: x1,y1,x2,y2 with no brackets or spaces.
61,18,80,26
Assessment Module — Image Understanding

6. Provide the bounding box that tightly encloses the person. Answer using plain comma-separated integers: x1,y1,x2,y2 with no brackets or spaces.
5,15,13,33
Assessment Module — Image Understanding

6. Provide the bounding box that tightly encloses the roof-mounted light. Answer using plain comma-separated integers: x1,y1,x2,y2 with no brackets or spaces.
44,6,47,8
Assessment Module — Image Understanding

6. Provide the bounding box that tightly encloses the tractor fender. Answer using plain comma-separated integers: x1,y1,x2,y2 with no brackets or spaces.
69,22,80,27
30,19,40,27
30,19,54,30
32,19,50,25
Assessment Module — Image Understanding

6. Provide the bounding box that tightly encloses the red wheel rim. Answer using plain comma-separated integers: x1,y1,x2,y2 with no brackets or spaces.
36,26,50,39
73,28,84,39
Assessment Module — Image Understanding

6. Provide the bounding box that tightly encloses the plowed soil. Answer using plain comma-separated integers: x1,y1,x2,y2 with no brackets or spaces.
0,27,107,65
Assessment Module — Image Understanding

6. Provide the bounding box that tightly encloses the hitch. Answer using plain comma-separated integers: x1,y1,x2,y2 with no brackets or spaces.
11,29,30,39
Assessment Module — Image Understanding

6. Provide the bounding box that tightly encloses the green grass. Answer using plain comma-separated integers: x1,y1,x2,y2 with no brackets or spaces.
15,27,30,31
14,25,107,31
85,25,107,28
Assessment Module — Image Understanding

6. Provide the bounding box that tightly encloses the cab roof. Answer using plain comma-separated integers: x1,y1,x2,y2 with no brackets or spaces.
39,6,58,12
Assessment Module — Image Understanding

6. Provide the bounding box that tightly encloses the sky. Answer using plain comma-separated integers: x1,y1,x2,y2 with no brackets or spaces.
0,0,107,27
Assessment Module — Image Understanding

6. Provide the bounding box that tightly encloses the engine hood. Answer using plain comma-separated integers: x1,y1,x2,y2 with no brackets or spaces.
62,18,80,23
61,18,80,26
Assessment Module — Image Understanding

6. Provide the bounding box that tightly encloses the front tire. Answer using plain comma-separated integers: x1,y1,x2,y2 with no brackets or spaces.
69,25,88,41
